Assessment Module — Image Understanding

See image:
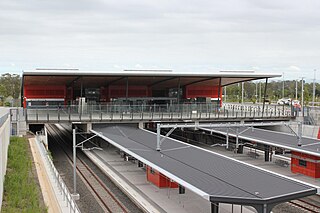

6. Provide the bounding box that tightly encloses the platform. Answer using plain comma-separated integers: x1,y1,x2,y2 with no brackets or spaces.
204,126,320,157
84,144,257,213
91,125,317,213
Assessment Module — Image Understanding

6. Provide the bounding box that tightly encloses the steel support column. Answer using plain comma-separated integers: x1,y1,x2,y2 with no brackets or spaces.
211,202,219,213
72,129,80,200
126,77,129,104
235,127,239,153
226,128,229,150
156,123,161,151
73,129,76,194
264,145,270,162
217,78,221,110
177,77,181,106
262,78,268,117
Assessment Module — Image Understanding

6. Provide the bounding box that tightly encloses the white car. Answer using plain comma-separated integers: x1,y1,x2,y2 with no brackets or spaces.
277,99,285,105
277,98,291,105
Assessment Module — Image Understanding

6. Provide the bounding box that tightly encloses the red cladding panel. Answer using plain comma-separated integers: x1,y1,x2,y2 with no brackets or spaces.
291,151,320,178
24,85,66,99
109,85,149,98
146,166,178,188
100,87,109,102
185,86,222,99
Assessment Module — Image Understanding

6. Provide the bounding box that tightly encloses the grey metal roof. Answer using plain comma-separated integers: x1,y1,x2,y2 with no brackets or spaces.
204,126,320,157
23,69,280,78
91,125,316,207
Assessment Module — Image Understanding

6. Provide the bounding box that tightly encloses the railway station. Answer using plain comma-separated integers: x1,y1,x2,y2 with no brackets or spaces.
21,69,275,108
9,69,320,213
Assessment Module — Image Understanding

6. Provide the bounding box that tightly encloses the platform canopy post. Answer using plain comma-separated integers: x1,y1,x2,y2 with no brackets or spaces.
211,202,219,213
235,127,239,153
157,123,161,151
298,121,302,146
72,128,80,200
226,128,229,150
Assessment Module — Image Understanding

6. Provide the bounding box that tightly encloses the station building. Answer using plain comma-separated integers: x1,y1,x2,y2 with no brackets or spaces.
21,69,277,108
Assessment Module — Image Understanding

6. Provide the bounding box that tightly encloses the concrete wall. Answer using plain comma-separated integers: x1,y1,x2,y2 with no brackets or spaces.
263,123,320,139
0,108,10,211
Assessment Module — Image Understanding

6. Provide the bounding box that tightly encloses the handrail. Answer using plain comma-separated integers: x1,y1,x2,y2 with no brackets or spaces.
35,132,81,213
0,113,9,127
25,103,293,122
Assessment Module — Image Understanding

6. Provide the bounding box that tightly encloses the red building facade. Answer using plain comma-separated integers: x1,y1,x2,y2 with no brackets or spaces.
146,166,178,188
291,151,320,178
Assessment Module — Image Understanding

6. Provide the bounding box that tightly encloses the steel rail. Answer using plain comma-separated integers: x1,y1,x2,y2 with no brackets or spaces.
47,124,128,213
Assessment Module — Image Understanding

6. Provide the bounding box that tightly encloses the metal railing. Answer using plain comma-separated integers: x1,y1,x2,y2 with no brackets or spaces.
25,103,293,123
304,106,320,125
35,132,81,213
0,113,9,127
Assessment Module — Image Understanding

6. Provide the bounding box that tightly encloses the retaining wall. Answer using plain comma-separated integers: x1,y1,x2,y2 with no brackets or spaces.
0,108,10,211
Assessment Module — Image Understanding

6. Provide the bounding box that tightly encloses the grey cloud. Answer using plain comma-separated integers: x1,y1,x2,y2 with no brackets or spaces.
0,0,319,79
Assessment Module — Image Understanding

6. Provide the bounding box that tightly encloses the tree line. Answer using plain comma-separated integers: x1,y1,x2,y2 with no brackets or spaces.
0,73,21,106
224,80,319,104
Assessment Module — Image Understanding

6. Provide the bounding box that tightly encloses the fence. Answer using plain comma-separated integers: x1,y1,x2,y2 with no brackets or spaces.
25,103,293,123
35,131,80,213
0,108,10,212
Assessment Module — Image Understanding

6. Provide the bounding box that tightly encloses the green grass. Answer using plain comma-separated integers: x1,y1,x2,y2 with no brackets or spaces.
2,137,47,213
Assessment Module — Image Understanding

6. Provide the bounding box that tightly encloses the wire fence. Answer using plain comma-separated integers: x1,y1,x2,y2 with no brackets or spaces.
35,131,81,213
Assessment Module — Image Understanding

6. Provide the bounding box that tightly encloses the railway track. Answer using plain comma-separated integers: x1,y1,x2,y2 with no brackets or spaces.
46,124,139,213
288,195,320,213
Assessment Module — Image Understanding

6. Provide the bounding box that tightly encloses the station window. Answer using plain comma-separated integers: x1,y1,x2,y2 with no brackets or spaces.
299,159,307,167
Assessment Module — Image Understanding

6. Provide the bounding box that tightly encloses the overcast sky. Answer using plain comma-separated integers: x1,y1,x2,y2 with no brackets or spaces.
1,0,319,81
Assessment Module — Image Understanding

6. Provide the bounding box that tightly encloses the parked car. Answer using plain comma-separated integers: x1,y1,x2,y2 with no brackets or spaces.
277,98,291,105
277,99,285,105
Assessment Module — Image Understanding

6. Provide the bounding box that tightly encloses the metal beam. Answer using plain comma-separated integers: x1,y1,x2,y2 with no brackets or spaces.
75,134,98,148
159,121,286,129
284,122,302,146
157,124,177,151
67,76,81,88
217,78,221,109
107,76,126,86
182,77,218,87
156,121,286,151
148,77,177,87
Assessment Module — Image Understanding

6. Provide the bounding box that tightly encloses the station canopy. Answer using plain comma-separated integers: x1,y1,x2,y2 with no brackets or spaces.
203,126,320,157
91,125,316,212
23,69,281,89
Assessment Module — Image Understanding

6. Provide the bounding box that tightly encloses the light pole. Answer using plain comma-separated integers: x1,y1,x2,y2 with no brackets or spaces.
313,69,316,107
72,128,98,200
259,81,262,103
255,82,258,102
295,79,298,100
282,72,285,98
301,77,304,117
241,82,244,104
72,129,79,200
